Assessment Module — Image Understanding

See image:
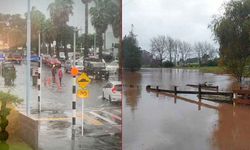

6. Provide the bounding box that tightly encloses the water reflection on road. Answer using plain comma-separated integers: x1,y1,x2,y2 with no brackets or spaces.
123,68,250,150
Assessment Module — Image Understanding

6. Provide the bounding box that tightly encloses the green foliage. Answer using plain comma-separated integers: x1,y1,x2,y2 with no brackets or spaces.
30,7,46,52
48,0,74,57
0,91,22,142
210,0,250,82
48,0,74,26
0,14,26,49
123,31,141,71
163,61,174,68
77,34,94,50
90,0,119,59
0,91,22,106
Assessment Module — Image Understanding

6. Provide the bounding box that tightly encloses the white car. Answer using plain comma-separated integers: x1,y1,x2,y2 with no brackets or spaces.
102,81,122,102
65,60,84,73
106,60,119,74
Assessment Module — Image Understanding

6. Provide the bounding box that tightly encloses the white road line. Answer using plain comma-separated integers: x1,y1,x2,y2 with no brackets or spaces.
102,110,121,121
114,109,121,114
89,111,117,125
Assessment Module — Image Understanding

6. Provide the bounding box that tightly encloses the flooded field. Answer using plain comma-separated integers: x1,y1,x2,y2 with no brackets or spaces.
122,68,250,150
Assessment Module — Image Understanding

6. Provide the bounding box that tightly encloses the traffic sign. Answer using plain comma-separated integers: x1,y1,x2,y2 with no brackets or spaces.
77,73,91,88
77,89,89,98
71,67,79,76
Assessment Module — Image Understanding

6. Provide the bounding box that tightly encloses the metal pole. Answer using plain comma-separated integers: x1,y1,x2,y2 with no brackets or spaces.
26,0,31,116
72,28,77,139
73,29,76,66
72,76,76,138
94,33,96,55
38,32,41,112
81,98,84,136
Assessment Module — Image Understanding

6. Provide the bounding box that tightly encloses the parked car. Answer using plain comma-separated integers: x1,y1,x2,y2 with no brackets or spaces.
6,52,23,64
0,53,5,62
65,60,84,73
84,58,109,80
102,81,122,102
106,60,119,74
30,55,40,62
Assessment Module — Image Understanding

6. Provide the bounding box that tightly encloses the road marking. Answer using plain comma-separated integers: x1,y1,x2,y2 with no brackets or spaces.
114,109,121,114
76,113,103,126
37,114,103,126
38,117,69,121
102,111,121,121
89,111,117,125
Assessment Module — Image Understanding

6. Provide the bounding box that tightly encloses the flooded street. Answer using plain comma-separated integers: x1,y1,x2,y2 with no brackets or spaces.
123,68,250,150
0,63,121,150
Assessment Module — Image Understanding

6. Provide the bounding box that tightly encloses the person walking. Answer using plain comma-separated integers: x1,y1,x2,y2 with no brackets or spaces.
58,65,63,87
51,65,56,83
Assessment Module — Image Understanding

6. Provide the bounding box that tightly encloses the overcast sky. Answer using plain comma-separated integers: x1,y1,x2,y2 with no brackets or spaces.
123,0,229,50
0,0,88,34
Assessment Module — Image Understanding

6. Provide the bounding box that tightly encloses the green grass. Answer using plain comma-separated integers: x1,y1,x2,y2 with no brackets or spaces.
0,142,32,150
175,66,226,74
199,66,225,74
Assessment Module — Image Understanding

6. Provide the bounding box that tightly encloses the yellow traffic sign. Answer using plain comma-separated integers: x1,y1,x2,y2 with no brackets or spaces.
77,73,91,88
77,89,89,98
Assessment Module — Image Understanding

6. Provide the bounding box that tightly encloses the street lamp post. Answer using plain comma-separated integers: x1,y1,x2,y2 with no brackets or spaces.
26,0,31,116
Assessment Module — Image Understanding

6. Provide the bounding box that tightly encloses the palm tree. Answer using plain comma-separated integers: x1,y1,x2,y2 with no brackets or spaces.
90,0,116,59
43,19,57,55
81,0,92,57
48,0,74,58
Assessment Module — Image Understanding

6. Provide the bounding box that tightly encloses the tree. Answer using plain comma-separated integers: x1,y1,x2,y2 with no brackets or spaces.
0,91,22,141
210,0,250,82
0,14,26,49
77,34,94,51
90,0,117,59
123,30,141,71
150,35,168,66
43,19,57,55
179,41,192,66
194,41,215,66
166,36,174,63
81,0,92,57
29,7,46,53
48,0,74,58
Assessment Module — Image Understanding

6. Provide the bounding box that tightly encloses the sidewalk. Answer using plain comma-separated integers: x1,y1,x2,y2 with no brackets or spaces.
18,108,121,150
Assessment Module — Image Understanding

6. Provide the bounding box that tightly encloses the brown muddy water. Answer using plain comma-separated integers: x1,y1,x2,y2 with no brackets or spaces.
122,68,250,150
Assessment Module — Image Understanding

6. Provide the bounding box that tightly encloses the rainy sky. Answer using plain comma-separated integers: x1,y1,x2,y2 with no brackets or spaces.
0,0,90,34
123,0,230,50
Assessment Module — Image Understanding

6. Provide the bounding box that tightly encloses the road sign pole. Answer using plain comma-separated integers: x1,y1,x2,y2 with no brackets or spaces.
81,98,84,136
72,76,76,125
38,31,41,113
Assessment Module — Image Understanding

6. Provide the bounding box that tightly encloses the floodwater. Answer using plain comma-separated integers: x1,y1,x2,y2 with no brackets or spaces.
122,68,250,150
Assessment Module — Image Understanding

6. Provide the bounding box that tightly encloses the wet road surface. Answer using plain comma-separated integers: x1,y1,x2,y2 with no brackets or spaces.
122,68,250,150
0,63,121,150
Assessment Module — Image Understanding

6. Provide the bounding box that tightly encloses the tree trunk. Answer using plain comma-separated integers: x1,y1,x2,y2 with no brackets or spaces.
64,42,68,60
49,43,52,56
96,31,103,59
